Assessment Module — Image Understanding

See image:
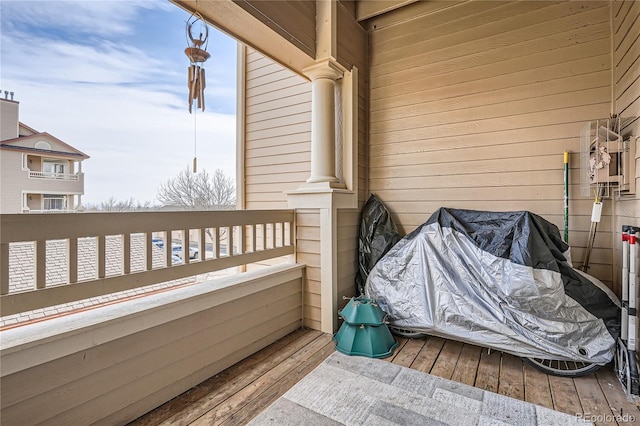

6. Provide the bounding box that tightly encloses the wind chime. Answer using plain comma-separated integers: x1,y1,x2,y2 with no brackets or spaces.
184,11,210,172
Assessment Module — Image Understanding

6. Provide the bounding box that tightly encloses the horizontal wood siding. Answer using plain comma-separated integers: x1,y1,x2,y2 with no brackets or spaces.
241,48,320,329
296,209,321,330
0,265,303,425
337,2,370,205
244,48,312,209
613,0,640,296
234,0,316,58
337,209,359,304
368,1,615,286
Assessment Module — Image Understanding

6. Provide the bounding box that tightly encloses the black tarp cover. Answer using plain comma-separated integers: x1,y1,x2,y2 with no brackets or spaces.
356,194,401,295
365,207,620,363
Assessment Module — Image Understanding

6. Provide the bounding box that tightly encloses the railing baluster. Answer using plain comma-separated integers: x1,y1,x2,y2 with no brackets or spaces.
98,236,106,278
229,226,234,256
183,229,190,264
271,223,276,250
146,233,153,271
215,227,220,259
251,224,257,253
69,238,78,283
279,222,285,248
1,242,9,294
289,220,294,247
199,228,206,261
165,230,172,267
123,234,131,275
261,223,267,251
36,240,46,289
237,226,244,255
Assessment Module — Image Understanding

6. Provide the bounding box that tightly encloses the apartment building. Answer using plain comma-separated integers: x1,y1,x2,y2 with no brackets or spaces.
0,93,89,213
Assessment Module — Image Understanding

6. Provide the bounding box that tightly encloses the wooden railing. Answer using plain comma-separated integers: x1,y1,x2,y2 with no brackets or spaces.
0,210,295,316
28,171,79,180
27,209,78,214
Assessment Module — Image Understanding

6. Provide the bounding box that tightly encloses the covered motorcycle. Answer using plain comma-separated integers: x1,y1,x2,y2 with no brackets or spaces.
365,206,620,366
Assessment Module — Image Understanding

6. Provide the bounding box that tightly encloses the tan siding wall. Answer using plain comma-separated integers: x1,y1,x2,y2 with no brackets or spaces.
369,1,616,286
337,209,359,305
613,0,640,295
336,1,369,205
296,209,321,329
236,0,316,58
241,3,368,330
0,150,24,213
0,266,303,425
243,48,312,209
241,49,317,328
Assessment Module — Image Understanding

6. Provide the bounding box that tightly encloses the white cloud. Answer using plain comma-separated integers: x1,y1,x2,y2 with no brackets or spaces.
3,36,167,85
1,0,168,37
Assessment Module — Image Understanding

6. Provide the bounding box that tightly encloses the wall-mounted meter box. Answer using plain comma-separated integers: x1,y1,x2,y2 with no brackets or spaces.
581,118,636,197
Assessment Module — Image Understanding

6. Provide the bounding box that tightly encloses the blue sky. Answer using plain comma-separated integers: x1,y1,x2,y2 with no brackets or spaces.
0,0,238,205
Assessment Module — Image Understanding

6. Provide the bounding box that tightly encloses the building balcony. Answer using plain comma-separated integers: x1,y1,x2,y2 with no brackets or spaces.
26,208,79,214
28,170,79,181
20,169,84,195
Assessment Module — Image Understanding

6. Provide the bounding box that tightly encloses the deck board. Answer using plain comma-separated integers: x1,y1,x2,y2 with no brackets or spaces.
573,374,619,426
391,337,424,367
152,328,323,426
595,368,640,421
130,328,640,425
523,363,553,409
410,334,444,373
498,352,525,400
548,374,584,415
451,343,482,386
213,338,335,426
475,346,501,393
430,339,464,380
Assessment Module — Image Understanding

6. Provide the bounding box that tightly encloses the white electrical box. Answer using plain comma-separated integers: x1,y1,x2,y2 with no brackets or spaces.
581,117,636,197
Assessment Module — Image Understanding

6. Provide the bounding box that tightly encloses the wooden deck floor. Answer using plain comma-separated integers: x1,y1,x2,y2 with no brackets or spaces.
130,327,640,426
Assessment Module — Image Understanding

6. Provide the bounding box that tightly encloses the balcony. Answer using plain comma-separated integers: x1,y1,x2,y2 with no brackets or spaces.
26,208,78,214
1,210,638,424
28,170,80,181
20,169,84,196
0,210,302,424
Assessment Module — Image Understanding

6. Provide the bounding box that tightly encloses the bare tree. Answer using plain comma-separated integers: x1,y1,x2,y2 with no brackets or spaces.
157,168,236,210
157,168,236,251
92,197,152,212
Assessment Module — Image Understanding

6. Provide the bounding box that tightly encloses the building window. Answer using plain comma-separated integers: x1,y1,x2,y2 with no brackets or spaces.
43,195,67,210
44,161,65,175
34,141,52,151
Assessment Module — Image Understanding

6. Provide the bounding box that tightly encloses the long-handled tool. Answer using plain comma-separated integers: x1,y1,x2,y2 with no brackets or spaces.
581,187,604,272
563,151,569,242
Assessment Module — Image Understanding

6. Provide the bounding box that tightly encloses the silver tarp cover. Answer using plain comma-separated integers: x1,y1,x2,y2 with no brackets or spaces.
365,208,619,363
